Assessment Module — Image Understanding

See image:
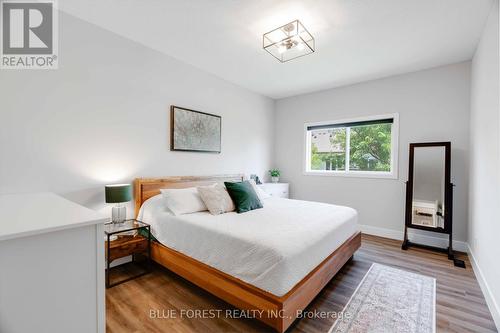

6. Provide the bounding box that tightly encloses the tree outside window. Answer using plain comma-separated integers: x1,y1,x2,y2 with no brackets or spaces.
349,123,391,172
307,117,395,176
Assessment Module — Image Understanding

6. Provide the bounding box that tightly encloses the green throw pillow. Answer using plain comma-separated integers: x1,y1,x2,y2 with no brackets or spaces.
224,181,263,213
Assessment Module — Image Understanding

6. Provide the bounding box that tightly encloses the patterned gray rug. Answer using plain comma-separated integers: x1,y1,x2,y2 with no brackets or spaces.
329,263,435,333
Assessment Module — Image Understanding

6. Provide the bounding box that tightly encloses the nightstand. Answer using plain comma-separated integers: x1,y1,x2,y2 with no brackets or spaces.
104,219,151,288
258,183,289,198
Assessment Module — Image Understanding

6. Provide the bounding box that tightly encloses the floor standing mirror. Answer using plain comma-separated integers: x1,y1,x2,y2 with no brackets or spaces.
402,142,464,267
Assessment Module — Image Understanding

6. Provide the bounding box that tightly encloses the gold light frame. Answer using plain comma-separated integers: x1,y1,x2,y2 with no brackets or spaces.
263,19,315,63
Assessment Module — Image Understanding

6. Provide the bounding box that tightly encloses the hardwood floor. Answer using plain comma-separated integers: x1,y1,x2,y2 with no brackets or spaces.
106,234,498,333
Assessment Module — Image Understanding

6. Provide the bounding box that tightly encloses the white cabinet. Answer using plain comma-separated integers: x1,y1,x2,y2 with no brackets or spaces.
412,199,441,228
0,193,107,333
258,183,290,198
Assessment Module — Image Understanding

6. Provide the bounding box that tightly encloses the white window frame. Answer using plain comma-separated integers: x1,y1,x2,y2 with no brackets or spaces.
303,113,399,179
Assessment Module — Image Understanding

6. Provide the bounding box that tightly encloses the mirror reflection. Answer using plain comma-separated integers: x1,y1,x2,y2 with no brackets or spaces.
412,146,446,228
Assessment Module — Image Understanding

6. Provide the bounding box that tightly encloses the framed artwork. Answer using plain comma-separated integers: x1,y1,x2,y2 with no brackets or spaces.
170,105,221,153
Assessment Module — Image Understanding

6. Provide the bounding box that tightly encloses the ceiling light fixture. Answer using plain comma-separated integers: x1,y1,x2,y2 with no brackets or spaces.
263,19,315,63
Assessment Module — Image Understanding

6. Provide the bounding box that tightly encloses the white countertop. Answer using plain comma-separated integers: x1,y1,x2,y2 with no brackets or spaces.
0,192,107,241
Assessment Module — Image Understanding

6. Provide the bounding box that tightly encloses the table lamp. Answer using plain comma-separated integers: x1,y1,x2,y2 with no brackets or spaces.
105,184,132,223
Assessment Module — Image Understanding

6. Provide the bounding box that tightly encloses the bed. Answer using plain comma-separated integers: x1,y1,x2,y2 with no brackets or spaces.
134,175,361,332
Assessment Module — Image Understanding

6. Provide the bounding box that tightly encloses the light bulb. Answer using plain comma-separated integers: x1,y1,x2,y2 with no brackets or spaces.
278,44,287,54
297,42,305,51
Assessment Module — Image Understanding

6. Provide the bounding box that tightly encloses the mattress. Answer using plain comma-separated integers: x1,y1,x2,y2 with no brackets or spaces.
138,196,358,297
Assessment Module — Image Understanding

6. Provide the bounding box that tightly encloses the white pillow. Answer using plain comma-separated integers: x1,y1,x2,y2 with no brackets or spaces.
249,179,271,200
160,187,208,216
197,183,235,215
137,194,171,222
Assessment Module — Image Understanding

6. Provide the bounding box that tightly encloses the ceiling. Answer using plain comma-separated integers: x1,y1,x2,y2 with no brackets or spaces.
59,0,493,99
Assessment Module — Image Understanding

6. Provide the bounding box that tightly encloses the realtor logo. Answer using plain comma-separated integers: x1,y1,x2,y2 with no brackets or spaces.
1,0,58,69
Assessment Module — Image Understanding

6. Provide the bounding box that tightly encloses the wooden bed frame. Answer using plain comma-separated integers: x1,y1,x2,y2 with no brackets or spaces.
134,175,361,332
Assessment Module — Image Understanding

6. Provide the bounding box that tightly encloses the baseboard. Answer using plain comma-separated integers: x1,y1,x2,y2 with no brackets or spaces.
467,245,500,330
360,224,402,241
359,224,468,252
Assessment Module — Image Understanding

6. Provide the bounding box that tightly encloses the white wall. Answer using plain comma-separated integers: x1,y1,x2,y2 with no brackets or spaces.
275,62,471,243
469,0,500,327
0,12,274,215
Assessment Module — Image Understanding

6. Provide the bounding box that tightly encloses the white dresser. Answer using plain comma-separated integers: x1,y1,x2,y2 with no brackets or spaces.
0,193,107,333
258,183,290,198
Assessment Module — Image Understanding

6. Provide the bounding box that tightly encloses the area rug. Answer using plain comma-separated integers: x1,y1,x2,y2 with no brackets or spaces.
329,263,435,333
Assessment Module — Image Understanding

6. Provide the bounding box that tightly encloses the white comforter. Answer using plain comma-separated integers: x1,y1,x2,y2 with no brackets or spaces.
138,196,358,297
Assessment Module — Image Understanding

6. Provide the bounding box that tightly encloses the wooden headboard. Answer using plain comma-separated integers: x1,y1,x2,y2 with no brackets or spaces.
134,174,244,217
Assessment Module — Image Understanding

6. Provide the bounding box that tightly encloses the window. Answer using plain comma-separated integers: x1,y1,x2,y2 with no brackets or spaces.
304,114,398,178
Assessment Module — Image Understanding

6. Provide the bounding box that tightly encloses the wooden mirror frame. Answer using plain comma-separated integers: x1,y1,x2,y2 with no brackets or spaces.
402,142,455,261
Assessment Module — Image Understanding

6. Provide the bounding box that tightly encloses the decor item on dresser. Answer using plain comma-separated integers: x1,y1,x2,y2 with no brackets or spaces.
402,142,464,268
170,105,221,153
250,174,262,185
258,183,289,199
105,184,132,224
269,169,281,183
